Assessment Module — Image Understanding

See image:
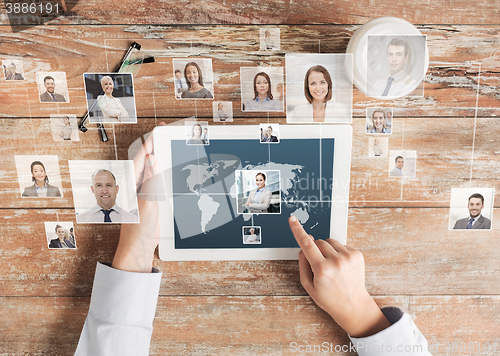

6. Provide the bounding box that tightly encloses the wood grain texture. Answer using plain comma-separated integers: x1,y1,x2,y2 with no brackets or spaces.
1,0,500,26
1,7,499,355
1,295,498,355
0,25,498,119
1,207,498,297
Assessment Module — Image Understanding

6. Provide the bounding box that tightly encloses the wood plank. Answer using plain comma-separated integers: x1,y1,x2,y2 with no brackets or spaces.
411,296,500,355
351,117,500,204
1,295,499,355
1,0,499,26
1,207,498,297
3,116,498,207
0,25,498,119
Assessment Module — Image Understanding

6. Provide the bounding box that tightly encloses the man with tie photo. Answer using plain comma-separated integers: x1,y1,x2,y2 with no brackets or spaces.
77,169,139,223
368,37,420,99
39,75,68,103
453,193,492,230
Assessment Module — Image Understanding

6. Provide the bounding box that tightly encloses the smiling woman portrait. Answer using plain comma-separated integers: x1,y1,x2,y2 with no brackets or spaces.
181,62,213,99
245,172,272,214
367,109,392,134
96,75,130,122
22,161,61,197
288,65,349,123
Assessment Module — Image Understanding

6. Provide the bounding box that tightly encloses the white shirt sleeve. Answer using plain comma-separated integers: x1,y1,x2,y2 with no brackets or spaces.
349,307,432,356
74,263,162,356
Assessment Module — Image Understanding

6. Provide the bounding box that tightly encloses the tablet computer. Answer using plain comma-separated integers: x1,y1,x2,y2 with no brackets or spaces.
154,124,352,261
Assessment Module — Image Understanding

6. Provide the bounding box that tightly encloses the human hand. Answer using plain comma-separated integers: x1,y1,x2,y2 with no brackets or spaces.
288,216,391,338
112,122,166,273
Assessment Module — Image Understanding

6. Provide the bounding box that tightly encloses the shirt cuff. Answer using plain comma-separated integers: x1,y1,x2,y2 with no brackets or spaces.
349,307,430,356
89,262,162,325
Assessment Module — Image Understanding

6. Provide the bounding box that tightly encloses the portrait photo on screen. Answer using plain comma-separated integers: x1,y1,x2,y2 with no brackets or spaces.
449,188,494,230
185,121,209,145
260,28,280,51
15,155,63,198
69,160,139,224
388,150,417,178
236,170,281,215
83,73,137,124
240,67,284,112
213,101,233,122
50,114,80,142
366,107,393,134
368,137,388,158
44,221,77,249
366,35,426,99
173,58,214,99
286,54,353,123
242,226,262,244
36,72,69,103
3,60,25,81
260,123,280,143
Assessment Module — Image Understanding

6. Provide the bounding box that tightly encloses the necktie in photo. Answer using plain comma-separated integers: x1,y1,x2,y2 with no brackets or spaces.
101,209,115,222
52,94,57,102
466,218,474,229
382,77,394,96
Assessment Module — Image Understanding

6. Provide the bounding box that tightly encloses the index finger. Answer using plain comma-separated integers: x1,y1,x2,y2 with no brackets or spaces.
289,216,324,265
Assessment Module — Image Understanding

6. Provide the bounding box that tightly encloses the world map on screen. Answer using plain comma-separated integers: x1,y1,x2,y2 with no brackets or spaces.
171,138,334,249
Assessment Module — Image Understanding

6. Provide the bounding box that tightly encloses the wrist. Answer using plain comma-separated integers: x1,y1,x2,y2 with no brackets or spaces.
112,241,155,273
330,293,391,338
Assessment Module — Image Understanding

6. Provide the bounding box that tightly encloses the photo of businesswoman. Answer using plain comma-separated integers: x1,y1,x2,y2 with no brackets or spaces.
260,28,280,51
173,59,214,99
286,54,352,124
213,102,233,122
15,156,63,198
240,68,284,112
84,73,137,124
47,224,76,249
50,114,80,142
185,121,209,145
366,108,393,134
97,76,130,122
236,170,281,214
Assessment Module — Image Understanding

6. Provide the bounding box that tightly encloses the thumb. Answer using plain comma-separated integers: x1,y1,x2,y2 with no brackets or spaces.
137,154,160,201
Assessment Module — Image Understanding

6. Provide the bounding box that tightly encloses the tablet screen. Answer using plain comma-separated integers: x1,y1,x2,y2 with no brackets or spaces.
155,125,351,261
170,137,334,249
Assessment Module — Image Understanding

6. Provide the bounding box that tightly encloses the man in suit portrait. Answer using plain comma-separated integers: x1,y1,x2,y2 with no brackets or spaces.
370,38,417,98
453,193,492,229
40,75,67,102
389,156,404,177
77,169,139,223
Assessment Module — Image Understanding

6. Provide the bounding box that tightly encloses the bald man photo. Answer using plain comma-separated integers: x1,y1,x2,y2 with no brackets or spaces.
77,169,139,223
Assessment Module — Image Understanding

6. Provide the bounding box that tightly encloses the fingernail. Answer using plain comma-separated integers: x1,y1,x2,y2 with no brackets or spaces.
290,215,297,222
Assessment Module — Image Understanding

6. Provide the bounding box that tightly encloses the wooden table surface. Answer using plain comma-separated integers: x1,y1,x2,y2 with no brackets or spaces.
1,1,499,355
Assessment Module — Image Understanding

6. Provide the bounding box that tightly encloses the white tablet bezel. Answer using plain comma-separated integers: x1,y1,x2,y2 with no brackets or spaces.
154,124,352,261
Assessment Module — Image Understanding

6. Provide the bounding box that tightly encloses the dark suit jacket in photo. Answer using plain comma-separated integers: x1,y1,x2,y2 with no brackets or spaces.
22,183,61,197
453,215,491,229
49,238,76,249
261,135,278,143
40,91,67,102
